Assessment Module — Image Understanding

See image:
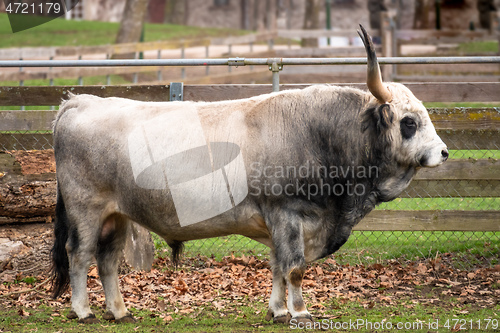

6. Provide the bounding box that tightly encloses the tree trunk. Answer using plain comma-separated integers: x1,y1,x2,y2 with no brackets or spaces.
413,0,431,29
302,0,321,48
114,0,149,59
368,0,387,30
165,0,186,25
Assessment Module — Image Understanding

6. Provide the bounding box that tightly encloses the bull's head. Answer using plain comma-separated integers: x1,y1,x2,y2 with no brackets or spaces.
358,25,448,168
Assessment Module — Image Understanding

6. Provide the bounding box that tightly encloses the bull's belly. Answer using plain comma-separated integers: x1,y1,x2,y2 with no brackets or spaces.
120,197,272,246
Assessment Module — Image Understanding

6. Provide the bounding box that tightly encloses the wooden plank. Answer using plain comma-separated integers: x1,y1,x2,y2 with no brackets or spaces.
277,46,379,58
428,108,500,130
406,82,500,103
396,29,495,41
0,46,56,59
278,29,368,39
0,34,274,60
2,115,499,150
393,75,500,83
0,66,173,82
0,40,211,59
401,179,500,198
0,86,171,106
416,159,500,181
1,153,499,227
0,111,57,131
356,210,500,231
211,32,277,45
184,83,500,103
1,83,498,106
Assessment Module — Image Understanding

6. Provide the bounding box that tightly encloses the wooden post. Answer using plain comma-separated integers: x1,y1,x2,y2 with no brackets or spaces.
380,12,393,81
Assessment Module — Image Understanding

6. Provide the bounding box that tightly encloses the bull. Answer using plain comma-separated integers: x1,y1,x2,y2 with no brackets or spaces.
51,26,448,324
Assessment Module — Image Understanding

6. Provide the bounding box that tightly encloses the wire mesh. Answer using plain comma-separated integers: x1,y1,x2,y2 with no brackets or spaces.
1,111,499,270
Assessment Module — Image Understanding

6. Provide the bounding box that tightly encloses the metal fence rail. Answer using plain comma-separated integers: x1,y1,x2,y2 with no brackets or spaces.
1,56,500,92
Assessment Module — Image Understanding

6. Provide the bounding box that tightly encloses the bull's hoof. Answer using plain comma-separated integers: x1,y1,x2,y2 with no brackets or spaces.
274,313,292,324
77,313,99,324
66,310,78,320
115,313,137,324
290,315,314,326
265,309,274,321
102,311,115,321
265,309,292,324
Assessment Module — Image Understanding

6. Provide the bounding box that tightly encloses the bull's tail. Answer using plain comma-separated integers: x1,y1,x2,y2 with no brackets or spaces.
50,185,71,298
168,240,184,267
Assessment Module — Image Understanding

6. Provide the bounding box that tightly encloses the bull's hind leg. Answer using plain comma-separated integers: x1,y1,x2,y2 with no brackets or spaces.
97,214,135,323
266,251,290,323
267,210,313,324
65,221,100,323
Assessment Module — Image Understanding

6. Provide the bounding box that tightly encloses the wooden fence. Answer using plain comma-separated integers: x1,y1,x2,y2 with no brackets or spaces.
0,31,277,83
2,25,499,84
0,83,499,232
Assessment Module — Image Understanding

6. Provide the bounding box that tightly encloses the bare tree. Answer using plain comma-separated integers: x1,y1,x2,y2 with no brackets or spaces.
368,0,387,30
302,0,321,47
413,0,431,29
165,0,186,25
115,0,149,53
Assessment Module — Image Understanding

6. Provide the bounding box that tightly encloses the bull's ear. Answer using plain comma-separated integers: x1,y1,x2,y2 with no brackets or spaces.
376,104,393,129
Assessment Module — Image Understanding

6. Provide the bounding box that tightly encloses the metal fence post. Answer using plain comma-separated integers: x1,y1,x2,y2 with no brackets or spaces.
169,82,184,101
157,49,162,82
50,56,54,110
181,42,186,79
133,52,139,84
205,45,210,76
269,60,283,92
19,57,24,111
106,54,111,85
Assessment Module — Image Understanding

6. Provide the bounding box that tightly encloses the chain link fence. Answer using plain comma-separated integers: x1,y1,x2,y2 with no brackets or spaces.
1,99,499,271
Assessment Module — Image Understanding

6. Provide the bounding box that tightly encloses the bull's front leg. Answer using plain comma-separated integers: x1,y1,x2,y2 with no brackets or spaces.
266,210,313,324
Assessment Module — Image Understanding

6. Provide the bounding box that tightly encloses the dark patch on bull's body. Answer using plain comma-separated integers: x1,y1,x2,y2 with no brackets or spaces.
249,91,418,261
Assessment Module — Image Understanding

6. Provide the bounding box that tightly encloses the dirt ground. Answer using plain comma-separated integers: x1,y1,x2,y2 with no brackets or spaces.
6,150,56,175
0,151,499,321
0,221,499,322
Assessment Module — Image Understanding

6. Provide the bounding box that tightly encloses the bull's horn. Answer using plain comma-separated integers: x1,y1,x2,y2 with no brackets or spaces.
357,24,392,103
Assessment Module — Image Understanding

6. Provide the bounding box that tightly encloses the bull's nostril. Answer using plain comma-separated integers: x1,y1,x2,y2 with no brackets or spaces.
441,149,449,160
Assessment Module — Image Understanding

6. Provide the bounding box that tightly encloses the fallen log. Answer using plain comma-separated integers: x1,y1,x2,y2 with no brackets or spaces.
0,151,56,224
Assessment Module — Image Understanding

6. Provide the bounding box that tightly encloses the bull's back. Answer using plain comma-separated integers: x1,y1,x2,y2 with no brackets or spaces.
53,94,268,241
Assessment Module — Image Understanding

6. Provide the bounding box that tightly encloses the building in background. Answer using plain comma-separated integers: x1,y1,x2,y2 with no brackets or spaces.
0,0,498,31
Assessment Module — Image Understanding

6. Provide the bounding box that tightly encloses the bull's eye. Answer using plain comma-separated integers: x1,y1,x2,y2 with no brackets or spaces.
400,117,417,139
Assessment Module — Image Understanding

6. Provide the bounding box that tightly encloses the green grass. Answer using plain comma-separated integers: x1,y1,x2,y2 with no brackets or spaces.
0,13,249,48
449,149,500,159
378,198,500,211
340,230,499,266
458,40,499,54
1,296,498,332
153,229,500,268
424,102,500,108
0,75,131,87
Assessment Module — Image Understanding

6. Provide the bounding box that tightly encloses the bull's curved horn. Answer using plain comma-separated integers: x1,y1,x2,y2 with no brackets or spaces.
357,24,392,103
